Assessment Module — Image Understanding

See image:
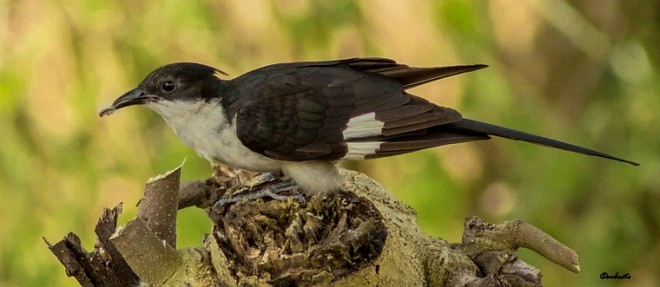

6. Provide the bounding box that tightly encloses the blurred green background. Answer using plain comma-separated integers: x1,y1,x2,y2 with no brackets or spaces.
0,0,657,286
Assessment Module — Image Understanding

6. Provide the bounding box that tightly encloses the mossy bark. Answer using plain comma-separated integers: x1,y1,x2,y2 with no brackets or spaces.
47,166,579,286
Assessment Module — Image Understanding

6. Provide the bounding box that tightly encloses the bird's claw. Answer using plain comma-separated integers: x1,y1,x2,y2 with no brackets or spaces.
213,180,304,208
247,171,283,188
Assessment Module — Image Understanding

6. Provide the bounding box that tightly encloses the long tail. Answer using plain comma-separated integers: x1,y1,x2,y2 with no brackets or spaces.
447,118,639,166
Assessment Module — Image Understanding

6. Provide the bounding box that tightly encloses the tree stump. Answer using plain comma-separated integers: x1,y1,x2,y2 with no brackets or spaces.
46,165,579,286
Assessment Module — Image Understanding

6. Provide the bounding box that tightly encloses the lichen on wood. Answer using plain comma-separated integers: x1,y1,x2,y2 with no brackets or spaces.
47,166,580,286
210,187,387,285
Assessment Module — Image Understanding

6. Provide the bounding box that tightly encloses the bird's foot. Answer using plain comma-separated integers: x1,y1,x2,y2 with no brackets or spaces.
214,178,304,208
247,171,283,188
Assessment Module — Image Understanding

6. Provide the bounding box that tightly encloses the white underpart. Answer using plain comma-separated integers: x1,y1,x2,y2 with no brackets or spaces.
281,161,342,194
146,99,345,193
344,142,382,159
147,99,281,171
343,112,384,139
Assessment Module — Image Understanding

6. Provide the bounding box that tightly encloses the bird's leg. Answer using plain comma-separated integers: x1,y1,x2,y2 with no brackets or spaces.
214,175,304,208
246,171,283,188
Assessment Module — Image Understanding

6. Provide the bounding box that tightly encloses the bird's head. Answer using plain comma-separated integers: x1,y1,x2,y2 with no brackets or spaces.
100,63,226,117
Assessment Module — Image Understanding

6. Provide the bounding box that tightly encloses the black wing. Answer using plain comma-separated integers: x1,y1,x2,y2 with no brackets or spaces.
231,57,638,166
231,58,487,161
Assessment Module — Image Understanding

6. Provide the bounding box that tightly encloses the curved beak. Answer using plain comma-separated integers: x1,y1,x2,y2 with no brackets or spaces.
99,88,155,117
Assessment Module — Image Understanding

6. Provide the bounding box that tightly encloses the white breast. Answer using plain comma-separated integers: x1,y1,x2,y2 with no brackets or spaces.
146,99,282,171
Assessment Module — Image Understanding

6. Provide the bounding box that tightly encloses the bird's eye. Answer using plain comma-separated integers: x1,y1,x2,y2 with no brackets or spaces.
161,81,176,93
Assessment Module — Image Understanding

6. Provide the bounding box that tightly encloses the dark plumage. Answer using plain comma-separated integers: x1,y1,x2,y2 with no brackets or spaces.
101,57,638,193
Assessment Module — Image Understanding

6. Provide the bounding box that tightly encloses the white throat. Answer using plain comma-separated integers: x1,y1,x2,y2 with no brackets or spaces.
146,99,280,171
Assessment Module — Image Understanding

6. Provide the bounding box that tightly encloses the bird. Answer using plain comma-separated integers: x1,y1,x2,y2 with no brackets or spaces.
100,57,638,195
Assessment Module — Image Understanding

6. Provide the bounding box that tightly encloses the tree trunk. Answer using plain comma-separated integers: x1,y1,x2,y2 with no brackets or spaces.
46,165,579,286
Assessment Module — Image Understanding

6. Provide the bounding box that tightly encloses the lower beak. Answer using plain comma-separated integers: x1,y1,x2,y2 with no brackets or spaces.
99,88,154,117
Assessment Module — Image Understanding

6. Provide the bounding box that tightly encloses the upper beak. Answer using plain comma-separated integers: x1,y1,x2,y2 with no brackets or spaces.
99,88,155,117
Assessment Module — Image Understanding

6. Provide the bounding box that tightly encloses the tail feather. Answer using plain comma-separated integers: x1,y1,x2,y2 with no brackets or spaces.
344,58,488,89
377,65,489,89
447,119,639,166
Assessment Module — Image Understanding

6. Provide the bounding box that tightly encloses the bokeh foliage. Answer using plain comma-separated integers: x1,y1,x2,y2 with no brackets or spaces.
0,1,657,286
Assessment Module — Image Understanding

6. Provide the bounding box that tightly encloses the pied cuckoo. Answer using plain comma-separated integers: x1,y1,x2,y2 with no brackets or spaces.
100,58,638,194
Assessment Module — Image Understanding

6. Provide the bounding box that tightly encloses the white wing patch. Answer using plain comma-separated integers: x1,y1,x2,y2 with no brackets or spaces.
343,112,384,139
344,142,382,159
